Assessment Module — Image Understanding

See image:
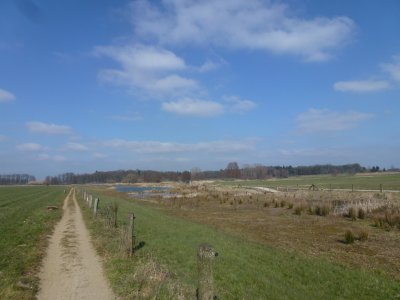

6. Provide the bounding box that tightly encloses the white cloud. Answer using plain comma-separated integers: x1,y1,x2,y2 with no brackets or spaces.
95,44,197,96
65,142,89,151
37,154,66,162
198,60,219,72
334,80,390,92
0,88,16,103
26,121,72,135
296,108,373,133
102,139,256,154
381,54,400,82
162,98,224,117
130,0,355,62
223,95,257,112
16,143,44,151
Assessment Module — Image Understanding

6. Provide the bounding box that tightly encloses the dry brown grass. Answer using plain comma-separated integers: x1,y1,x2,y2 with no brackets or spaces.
118,185,400,280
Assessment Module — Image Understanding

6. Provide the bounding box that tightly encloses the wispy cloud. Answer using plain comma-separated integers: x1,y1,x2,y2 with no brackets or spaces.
130,0,355,62
162,96,257,117
102,139,256,154
296,108,373,133
162,98,224,117
26,121,72,135
381,54,400,82
223,95,257,113
334,80,390,92
95,44,197,96
65,142,89,151
16,142,44,151
0,88,16,103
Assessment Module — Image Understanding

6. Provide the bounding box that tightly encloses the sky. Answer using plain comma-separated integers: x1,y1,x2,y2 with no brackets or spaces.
1,0,400,179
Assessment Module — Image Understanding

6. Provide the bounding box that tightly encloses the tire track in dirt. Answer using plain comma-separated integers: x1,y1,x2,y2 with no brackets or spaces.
37,189,116,300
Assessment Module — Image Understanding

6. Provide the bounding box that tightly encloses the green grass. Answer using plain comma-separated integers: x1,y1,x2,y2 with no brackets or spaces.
218,173,400,191
80,189,400,299
0,186,67,299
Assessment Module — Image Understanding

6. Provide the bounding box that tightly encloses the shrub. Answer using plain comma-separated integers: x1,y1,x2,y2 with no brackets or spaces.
280,200,286,207
263,202,270,208
344,230,355,244
288,203,294,209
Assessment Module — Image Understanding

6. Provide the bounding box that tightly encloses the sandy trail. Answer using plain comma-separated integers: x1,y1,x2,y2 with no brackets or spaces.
37,189,116,300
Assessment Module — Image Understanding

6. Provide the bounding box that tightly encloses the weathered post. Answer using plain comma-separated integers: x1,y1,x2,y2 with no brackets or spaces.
197,244,218,300
127,213,136,257
352,184,354,192
330,184,332,191
380,184,383,193
89,195,93,209
93,198,99,218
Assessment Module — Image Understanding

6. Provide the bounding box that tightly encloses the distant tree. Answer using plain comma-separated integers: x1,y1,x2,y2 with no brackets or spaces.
181,171,191,183
225,162,241,179
190,167,202,180
122,173,139,183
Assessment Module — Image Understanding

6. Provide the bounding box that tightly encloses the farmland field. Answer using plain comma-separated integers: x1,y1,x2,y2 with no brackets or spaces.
0,186,66,299
79,183,400,299
217,172,400,191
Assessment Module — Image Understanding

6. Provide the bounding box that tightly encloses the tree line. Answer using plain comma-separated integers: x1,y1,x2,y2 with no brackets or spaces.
42,163,372,185
0,174,36,185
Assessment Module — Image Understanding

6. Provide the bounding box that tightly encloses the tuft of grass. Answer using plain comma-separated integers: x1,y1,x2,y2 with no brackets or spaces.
293,206,303,215
358,230,369,242
287,203,294,209
344,230,355,244
315,204,330,216
358,208,366,219
348,207,357,221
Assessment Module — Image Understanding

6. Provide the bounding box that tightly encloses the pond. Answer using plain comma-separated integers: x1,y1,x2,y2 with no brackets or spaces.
114,185,170,193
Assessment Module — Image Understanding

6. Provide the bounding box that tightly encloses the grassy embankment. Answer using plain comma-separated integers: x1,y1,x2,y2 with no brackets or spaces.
79,188,400,299
218,172,400,191
0,186,67,299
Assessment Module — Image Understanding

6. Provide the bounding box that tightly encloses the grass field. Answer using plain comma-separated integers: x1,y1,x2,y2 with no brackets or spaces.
0,186,67,299
217,172,400,191
79,187,400,299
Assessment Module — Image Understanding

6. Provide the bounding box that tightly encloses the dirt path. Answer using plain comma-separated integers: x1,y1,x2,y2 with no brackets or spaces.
37,189,116,300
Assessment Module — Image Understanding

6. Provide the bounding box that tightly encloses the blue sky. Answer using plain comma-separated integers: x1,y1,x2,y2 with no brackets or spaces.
1,0,400,179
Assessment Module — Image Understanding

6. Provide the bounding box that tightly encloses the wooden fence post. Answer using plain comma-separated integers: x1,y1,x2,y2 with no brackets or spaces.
93,198,99,218
127,213,136,257
351,184,354,192
380,184,383,193
197,244,218,300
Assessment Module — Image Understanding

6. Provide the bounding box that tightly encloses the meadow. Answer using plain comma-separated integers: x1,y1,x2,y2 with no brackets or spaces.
217,172,400,191
80,177,400,299
0,186,66,299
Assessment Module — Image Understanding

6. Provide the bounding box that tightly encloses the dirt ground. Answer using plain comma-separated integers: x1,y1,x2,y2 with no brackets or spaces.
37,189,116,300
